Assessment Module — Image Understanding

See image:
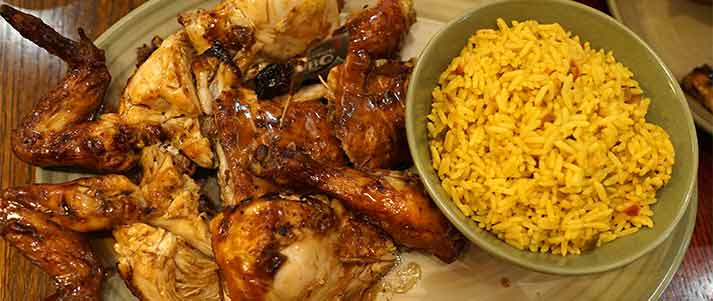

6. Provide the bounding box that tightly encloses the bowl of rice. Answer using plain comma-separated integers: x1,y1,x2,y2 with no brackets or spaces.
406,0,698,274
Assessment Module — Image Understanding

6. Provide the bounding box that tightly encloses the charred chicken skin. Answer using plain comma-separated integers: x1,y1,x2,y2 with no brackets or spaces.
211,195,396,301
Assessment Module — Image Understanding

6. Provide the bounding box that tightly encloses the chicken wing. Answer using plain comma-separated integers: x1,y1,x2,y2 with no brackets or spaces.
0,174,144,301
113,223,222,301
1,5,139,173
327,0,416,170
211,195,395,301
0,175,145,233
0,145,214,300
261,148,464,263
0,197,104,301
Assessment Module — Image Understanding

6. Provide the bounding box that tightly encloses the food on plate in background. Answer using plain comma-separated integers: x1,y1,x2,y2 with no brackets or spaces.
681,64,713,113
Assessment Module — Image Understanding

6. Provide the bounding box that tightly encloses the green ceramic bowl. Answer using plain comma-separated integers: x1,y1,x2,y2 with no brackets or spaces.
406,0,699,275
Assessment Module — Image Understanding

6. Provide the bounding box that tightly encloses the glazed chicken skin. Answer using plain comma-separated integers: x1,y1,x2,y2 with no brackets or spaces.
0,175,144,301
327,0,416,170
1,191,108,301
212,85,345,205
328,59,414,170
1,5,138,172
211,195,396,301
261,148,464,263
0,176,146,233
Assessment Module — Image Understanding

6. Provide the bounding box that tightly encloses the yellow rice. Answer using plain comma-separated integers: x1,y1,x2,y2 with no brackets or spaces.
427,19,675,255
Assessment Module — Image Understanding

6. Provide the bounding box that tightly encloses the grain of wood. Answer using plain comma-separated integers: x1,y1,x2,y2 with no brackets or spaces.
0,1,710,300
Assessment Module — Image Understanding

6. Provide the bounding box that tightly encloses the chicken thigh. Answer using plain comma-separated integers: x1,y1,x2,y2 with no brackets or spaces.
261,148,465,263
212,85,344,205
327,0,416,170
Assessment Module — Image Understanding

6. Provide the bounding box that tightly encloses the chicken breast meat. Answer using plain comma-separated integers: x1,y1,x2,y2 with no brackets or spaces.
113,223,222,301
211,195,396,301
120,31,215,168
179,0,340,60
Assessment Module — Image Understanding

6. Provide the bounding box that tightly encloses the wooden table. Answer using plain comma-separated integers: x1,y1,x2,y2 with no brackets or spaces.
0,0,709,300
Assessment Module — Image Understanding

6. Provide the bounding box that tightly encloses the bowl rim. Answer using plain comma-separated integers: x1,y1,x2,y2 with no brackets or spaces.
607,0,713,136
406,0,699,275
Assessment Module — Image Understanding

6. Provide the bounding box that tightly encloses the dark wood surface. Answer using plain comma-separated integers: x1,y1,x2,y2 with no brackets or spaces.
0,0,709,300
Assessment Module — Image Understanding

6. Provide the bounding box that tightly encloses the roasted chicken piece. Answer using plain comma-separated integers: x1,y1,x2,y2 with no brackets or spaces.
343,0,415,59
0,195,105,301
2,6,214,172
0,174,145,301
682,64,713,112
327,0,416,169
119,31,214,168
110,145,217,300
212,85,344,205
328,59,414,170
0,145,213,300
114,223,222,301
137,145,213,256
211,195,396,301
1,5,138,172
0,175,145,233
179,0,340,60
261,149,464,263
